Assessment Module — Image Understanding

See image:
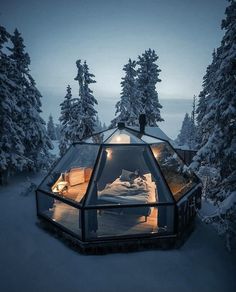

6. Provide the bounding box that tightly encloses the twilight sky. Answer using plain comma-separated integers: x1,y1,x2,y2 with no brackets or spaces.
0,0,227,138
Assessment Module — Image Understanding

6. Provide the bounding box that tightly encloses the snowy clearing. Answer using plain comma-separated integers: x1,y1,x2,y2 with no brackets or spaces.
0,173,235,292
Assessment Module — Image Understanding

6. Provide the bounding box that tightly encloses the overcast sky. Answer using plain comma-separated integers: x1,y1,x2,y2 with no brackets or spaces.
0,0,227,138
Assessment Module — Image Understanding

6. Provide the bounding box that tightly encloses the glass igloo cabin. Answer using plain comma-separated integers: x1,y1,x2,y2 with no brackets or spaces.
36,121,202,252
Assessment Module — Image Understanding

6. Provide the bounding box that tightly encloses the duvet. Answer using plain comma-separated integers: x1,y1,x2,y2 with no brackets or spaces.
98,176,156,205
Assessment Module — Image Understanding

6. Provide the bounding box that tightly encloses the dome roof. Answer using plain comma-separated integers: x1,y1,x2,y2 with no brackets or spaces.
84,125,170,145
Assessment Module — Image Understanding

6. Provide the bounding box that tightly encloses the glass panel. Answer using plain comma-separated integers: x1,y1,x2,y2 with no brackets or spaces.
151,143,198,200
37,191,81,237
84,205,174,239
40,144,99,203
84,128,116,144
85,145,173,205
105,129,144,144
140,134,165,144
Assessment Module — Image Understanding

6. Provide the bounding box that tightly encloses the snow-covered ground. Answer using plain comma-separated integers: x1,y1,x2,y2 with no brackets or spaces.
0,173,235,292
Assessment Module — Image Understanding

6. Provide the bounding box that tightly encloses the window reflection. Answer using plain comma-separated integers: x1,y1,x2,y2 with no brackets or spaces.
40,144,99,203
151,143,197,200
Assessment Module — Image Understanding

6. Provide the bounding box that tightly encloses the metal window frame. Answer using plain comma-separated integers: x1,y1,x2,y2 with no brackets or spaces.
37,189,176,242
35,124,202,244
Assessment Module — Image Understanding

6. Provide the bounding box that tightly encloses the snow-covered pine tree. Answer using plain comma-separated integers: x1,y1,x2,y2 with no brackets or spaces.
73,60,98,140
59,85,73,155
191,95,197,126
189,95,197,149
69,97,83,142
195,50,219,150
55,124,61,140
95,115,103,132
111,59,139,127
136,49,163,125
47,114,57,140
0,26,26,182
176,113,193,148
8,29,52,171
192,0,236,250
25,75,53,169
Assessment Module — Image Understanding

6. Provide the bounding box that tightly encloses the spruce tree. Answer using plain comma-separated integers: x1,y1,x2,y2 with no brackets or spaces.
191,95,197,125
111,59,139,126
195,50,219,150
8,29,52,170
192,0,236,249
136,49,163,125
47,114,57,140
0,26,26,180
189,95,197,149
73,60,98,140
59,85,73,155
55,124,61,140
95,115,103,132
176,113,192,148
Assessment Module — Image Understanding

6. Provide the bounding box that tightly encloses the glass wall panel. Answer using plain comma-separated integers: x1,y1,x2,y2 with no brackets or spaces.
85,145,173,205
140,134,165,144
84,129,116,144
37,191,81,237
40,144,99,203
84,205,174,239
105,129,144,144
151,143,198,201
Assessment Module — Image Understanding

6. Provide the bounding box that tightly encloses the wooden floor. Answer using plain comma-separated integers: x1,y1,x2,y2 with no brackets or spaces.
95,208,158,237
46,202,159,238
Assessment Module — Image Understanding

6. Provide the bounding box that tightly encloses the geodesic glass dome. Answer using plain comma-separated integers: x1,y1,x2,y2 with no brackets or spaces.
36,124,201,249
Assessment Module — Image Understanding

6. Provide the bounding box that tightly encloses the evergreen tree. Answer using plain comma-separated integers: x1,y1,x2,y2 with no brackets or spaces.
0,26,26,180
59,85,73,155
111,59,139,126
136,49,163,125
59,85,73,130
191,95,197,125
189,95,197,149
55,123,61,140
73,60,98,140
8,29,52,170
176,113,193,148
95,115,103,132
195,50,219,149
192,0,236,249
47,114,57,140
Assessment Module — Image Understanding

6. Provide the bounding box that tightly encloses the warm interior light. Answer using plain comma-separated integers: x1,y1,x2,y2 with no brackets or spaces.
106,149,112,159
110,134,130,143
152,148,161,159
52,181,68,193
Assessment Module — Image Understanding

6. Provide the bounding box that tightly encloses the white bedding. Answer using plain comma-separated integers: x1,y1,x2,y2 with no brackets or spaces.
98,176,157,204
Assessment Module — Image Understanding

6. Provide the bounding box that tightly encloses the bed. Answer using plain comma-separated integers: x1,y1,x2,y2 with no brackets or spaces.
97,171,157,219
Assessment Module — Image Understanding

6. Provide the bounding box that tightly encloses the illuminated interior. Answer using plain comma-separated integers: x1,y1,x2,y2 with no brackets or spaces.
51,167,92,202
37,127,200,240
